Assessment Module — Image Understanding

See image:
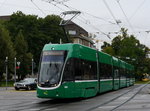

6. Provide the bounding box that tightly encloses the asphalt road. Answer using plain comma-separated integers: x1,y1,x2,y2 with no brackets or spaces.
0,84,150,111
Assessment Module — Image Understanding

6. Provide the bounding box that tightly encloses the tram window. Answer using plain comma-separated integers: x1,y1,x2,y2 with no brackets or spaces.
74,58,82,80
120,68,123,78
63,58,75,82
99,63,113,79
82,60,97,80
126,70,130,78
114,69,119,78
74,58,97,80
131,70,134,78
82,60,90,80
90,61,97,79
130,70,133,78
124,69,126,78
120,68,126,79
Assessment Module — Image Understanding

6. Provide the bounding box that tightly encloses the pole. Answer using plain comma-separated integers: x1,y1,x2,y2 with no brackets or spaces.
14,58,16,83
5,57,8,90
32,59,34,77
61,25,70,43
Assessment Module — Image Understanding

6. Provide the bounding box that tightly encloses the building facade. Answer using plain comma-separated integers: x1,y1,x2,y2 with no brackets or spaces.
64,21,95,48
0,15,10,21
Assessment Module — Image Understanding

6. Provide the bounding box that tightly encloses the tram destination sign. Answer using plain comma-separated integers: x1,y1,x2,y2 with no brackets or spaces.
43,51,65,56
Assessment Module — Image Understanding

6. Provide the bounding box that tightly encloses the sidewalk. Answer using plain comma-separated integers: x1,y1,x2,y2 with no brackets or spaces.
0,87,14,91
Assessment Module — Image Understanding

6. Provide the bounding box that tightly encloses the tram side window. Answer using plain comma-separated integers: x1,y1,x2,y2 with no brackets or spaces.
90,61,97,79
130,70,134,78
114,68,119,79
82,60,97,80
82,61,90,80
74,58,82,80
99,63,113,79
126,70,130,78
120,68,126,79
74,58,97,80
63,58,97,81
63,58,75,82
120,68,123,79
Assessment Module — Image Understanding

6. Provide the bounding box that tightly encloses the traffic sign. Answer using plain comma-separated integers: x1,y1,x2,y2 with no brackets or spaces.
17,62,21,66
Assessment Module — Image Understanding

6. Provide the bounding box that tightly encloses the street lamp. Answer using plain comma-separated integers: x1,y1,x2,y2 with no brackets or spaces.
5,57,8,90
14,58,16,83
32,59,34,77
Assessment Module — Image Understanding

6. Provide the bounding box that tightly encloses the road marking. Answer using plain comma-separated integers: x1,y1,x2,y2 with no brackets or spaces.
31,101,38,104
0,97,4,99
30,109,40,111
8,90,36,92
45,108,58,110
98,105,116,109
29,108,58,111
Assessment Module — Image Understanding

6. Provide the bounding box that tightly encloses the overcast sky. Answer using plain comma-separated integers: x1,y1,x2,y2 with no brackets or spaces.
0,0,150,48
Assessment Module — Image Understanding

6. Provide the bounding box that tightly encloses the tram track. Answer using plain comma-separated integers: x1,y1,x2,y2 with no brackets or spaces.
18,98,84,111
0,99,62,111
12,103,64,111
8,84,148,111
1,83,150,111
109,85,148,111
3,98,82,111
86,82,150,111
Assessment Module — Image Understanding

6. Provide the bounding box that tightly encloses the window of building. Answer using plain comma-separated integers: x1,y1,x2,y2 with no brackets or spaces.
68,30,76,35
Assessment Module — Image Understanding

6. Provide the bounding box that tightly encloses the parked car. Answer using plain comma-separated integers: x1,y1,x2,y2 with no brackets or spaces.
14,78,37,90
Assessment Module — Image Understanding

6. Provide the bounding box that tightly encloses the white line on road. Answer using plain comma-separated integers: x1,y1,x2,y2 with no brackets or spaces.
45,108,58,110
30,109,40,111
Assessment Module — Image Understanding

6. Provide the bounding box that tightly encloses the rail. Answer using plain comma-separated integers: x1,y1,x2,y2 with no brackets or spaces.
86,81,150,111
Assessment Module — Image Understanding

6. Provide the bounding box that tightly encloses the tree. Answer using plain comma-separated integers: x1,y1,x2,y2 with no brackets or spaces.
0,24,16,81
101,28,150,80
5,11,66,71
101,46,115,56
14,30,32,80
40,15,67,43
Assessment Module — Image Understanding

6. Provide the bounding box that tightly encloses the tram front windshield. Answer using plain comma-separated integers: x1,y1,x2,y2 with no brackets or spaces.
38,50,66,87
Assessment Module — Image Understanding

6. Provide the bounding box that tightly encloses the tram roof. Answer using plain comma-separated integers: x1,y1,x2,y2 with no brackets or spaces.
43,43,133,70
43,43,97,61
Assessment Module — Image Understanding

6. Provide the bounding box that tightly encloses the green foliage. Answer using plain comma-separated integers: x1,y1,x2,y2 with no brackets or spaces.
14,30,33,79
135,80,150,84
101,46,115,56
0,11,69,80
5,11,66,67
101,28,150,80
0,25,16,80
0,81,14,87
14,30,28,54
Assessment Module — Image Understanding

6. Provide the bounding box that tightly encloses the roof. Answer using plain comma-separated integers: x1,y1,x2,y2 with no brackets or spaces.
64,20,88,34
0,15,10,21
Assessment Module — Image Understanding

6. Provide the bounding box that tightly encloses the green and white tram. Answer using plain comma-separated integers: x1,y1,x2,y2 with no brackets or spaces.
37,43,135,98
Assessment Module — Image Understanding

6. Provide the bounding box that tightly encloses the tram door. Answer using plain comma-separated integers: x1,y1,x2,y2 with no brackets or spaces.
126,70,130,87
113,69,119,90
